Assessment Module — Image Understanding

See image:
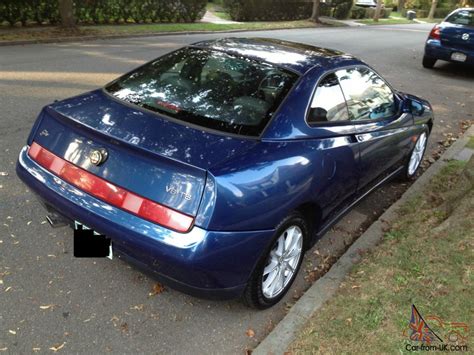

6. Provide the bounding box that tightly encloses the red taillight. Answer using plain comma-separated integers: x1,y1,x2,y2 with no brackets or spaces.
429,25,441,40
28,142,194,233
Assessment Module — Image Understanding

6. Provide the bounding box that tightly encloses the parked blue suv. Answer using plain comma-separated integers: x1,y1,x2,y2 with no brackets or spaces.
17,38,434,308
423,8,474,68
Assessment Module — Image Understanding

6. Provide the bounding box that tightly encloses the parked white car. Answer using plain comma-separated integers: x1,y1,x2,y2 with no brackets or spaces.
355,0,377,7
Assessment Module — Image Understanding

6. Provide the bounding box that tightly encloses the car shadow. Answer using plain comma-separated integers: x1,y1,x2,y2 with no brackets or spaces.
431,62,474,79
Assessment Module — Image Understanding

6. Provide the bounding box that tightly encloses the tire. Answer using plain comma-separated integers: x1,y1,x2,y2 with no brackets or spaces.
243,212,309,309
400,129,429,181
422,55,437,69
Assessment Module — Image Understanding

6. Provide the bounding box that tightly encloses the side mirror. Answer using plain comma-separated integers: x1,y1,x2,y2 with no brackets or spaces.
308,107,328,124
410,100,425,116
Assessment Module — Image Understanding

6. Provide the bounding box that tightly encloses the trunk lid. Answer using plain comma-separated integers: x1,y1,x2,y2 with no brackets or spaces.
31,90,257,216
441,23,474,51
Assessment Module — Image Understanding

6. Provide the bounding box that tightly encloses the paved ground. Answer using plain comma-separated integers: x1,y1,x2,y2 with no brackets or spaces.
201,11,241,24
0,24,473,354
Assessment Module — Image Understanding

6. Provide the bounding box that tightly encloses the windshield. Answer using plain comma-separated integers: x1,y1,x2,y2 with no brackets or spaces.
105,48,299,136
446,9,474,26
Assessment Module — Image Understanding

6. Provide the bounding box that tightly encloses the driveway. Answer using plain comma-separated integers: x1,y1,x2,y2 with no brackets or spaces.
0,24,473,354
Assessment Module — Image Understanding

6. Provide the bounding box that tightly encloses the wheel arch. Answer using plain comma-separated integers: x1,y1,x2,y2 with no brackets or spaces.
294,201,322,247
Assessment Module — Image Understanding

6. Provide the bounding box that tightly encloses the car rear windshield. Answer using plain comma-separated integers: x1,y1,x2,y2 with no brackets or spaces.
105,48,299,136
446,9,474,26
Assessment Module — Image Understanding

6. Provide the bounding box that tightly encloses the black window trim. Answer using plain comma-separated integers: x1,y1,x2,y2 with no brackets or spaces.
304,64,402,128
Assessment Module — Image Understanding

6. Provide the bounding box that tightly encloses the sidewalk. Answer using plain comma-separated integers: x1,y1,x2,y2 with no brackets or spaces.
320,16,366,27
254,124,474,354
200,11,241,24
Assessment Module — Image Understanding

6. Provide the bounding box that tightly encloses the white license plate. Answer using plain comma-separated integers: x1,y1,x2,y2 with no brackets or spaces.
74,221,113,259
451,52,467,62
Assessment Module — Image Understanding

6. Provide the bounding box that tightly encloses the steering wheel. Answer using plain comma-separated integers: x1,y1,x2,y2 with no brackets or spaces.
257,71,285,102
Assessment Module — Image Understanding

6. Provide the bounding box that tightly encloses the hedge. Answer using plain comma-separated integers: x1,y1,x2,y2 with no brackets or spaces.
350,6,393,19
0,0,207,26
223,0,353,21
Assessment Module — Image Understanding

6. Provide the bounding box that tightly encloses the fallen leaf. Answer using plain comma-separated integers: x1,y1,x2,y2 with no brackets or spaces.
351,285,361,289
49,342,65,352
32,348,41,352
148,283,165,296
120,322,129,333
246,328,255,338
0,172,8,176
130,304,144,311
5,287,12,292
9,330,16,335
40,304,55,310
0,348,8,352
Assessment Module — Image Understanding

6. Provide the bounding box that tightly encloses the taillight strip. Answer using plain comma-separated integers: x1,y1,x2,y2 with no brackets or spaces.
28,142,194,233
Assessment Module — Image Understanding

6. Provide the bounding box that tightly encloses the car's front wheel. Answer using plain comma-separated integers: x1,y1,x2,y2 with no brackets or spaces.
243,213,308,309
401,130,428,180
422,55,437,69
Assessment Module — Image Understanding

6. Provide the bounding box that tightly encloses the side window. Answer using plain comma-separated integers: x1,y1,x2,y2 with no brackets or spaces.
308,73,349,124
336,67,396,121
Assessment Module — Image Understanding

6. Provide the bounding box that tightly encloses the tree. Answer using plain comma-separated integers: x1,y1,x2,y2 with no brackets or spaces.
373,0,383,22
310,0,321,23
398,0,405,15
427,0,438,20
58,0,75,27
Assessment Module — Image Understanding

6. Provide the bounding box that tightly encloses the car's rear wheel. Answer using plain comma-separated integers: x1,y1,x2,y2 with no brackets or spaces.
401,130,428,180
243,213,308,309
422,55,437,69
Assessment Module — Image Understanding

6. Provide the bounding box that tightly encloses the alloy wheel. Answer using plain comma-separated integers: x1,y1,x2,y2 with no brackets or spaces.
261,225,303,299
408,132,427,176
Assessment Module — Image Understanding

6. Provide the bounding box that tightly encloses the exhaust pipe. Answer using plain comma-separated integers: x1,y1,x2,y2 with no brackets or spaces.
46,212,69,228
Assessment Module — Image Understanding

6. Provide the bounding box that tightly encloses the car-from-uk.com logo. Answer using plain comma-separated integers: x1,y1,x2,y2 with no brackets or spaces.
403,305,469,352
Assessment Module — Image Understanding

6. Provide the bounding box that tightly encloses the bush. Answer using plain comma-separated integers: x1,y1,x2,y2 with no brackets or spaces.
434,7,453,18
224,0,353,21
224,0,312,21
384,7,393,18
0,0,207,26
362,7,392,19
350,6,366,19
416,9,429,17
332,0,352,19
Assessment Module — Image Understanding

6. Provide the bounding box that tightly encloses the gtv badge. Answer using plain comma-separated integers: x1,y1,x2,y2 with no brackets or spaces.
89,148,108,166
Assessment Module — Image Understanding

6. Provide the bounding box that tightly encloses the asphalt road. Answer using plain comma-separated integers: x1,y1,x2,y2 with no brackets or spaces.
1,24,473,354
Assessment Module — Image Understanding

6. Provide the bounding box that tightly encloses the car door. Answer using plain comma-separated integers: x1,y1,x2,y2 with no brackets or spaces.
307,72,359,221
335,66,414,193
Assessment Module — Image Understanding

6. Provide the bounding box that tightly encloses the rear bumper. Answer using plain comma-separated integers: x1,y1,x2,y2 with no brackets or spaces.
425,39,474,65
16,146,275,299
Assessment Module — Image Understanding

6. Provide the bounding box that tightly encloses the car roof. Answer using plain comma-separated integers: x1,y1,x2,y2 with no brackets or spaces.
190,37,356,74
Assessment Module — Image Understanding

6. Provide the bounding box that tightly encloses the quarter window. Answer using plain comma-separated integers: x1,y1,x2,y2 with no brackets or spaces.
336,67,396,121
308,73,349,123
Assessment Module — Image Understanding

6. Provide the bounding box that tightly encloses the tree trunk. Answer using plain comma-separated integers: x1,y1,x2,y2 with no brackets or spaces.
373,0,383,22
58,0,75,28
310,0,321,23
398,0,405,14
427,0,438,20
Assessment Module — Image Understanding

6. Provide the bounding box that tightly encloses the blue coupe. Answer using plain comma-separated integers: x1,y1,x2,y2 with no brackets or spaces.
17,38,433,308
423,7,474,68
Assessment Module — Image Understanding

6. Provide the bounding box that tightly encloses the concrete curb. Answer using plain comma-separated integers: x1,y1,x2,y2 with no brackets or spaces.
0,22,344,47
253,125,474,355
